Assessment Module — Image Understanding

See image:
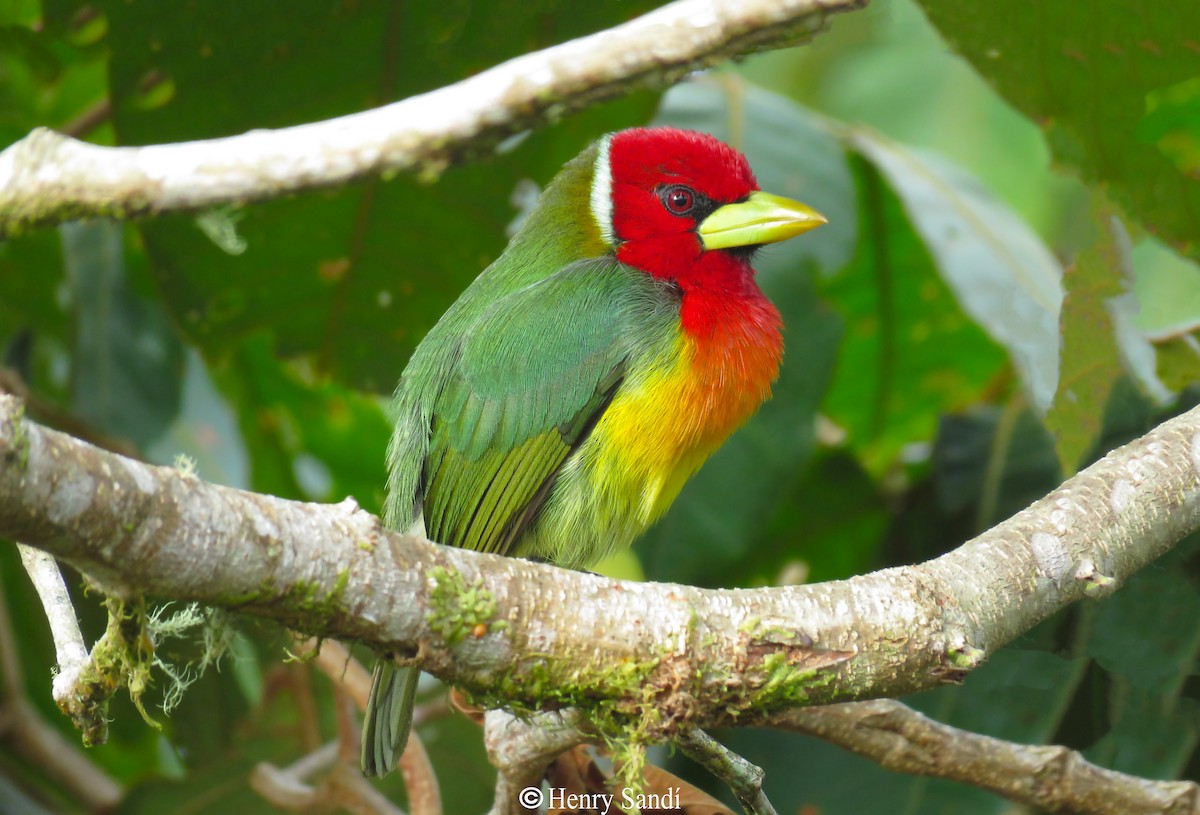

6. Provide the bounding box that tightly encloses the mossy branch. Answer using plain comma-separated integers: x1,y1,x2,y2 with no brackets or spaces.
4,392,1200,812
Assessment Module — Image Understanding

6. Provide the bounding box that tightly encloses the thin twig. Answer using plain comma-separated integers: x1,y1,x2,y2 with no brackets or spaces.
485,710,588,815
250,741,340,810
304,639,443,815
15,546,93,724
676,728,776,815
0,575,122,810
775,700,1200,815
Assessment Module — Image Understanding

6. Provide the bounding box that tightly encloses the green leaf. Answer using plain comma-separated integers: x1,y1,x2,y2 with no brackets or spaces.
1131,238,1200,340
636,79,852,586
1045,196,1128,474
215,336,392,509
821,159,1010,475
0,231,67,392
1155,336,1200,391
916,0,1200,263
1138,77,1200,177
62,220,185,448
91,0,662,390
849,128,1063,413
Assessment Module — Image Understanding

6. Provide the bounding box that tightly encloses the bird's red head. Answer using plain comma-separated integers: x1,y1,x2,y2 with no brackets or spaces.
587,127,825,340
592,128,758,280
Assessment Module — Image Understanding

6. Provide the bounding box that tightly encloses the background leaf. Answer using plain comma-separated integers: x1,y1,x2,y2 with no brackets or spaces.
91,0,663,391
819,158,1010,475
916,0,1200,264
849,128,1064,413
1044,196,1128,473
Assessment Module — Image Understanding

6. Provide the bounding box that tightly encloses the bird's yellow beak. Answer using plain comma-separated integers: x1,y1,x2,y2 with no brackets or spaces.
698,191,827,251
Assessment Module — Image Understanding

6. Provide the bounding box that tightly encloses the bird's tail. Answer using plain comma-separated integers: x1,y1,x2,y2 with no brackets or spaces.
360,660,419,776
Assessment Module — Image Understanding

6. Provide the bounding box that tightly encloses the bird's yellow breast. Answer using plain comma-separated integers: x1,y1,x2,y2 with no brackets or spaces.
520,322,779,567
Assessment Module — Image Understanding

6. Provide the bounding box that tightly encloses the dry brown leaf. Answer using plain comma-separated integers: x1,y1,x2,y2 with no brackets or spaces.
449,686,485,724
542,745,735,815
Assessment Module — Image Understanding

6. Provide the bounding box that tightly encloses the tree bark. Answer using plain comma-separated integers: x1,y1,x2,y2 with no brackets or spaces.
0,0,866,238
3,393,1199,734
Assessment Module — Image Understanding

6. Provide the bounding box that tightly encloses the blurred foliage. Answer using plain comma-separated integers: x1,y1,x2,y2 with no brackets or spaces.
917,0,1200,264
2,0,1199,813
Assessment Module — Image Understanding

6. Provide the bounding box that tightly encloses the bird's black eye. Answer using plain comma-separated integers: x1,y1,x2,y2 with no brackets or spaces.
661,185,697,216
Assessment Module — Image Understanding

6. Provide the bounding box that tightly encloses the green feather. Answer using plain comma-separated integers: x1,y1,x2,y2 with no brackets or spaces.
364,143,681,776
422,258,638,553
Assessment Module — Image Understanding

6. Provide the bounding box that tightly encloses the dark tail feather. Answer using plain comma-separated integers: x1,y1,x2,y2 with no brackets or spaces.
361,661,419,776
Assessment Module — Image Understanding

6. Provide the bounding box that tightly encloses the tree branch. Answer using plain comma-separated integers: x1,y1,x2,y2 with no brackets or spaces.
0,0,865,239
2,393,1199,737
478,698,1200,815
0,572,122,811
775,700,1200,815
676,728,774,815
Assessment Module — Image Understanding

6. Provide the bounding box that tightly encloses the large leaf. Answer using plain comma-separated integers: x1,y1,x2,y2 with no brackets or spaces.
80,0,662,390
850,128,1063,413
916,0,1200,264
1130,238,1200,391
821,159,1010,475
1045,196,1128,474
636,79,853,586
215,336,392,510
0,231,66,390
62,220,185,448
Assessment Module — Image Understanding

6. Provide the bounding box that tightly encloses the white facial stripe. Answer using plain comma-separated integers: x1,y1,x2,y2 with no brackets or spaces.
590,134,615,246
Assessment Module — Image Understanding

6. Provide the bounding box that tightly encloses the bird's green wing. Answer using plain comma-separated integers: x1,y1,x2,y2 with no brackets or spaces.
419,258,668,555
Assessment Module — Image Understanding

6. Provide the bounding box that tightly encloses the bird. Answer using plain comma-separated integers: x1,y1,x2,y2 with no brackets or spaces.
361,126,826,776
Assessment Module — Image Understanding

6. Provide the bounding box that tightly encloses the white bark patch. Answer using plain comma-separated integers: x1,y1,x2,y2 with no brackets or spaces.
1109,479,1135,514
1192,432,1200,475
1074,557,1094,580
120,458,159,495
48,473,94,525
1124,457,1147,485
1030,532,1071,580
250,507,280,541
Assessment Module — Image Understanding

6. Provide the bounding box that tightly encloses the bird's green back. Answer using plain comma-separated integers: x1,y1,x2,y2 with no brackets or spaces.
381,145,679,557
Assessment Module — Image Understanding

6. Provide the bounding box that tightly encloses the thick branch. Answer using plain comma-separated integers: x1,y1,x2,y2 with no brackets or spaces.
2,393,1199,736
0,0,864,238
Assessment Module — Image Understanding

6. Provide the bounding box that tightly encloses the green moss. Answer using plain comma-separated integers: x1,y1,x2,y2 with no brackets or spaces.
217,578,276,608
945,644,986,670
426,565,497,647
216,571,352,635
9,401,29,471
73,598,241,746
272,571,352,632
470,647,668,803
